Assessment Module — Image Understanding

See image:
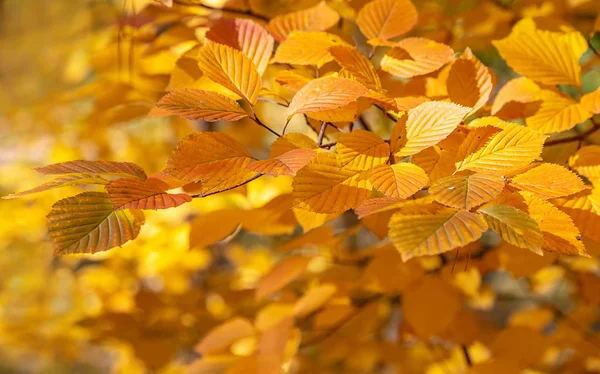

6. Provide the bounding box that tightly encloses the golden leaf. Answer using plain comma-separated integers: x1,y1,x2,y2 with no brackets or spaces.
478,205,543,254
356,0,418,42
35,160,147,180
526,90,591,134
447,48,495,115
389,206,488,261
270,133,319,157
581,87,600,114
195,317,255,356
292,152,371,213
4,174,109,199
47,192,145,255
267,1,340,42
569,145,600,180
554,191,600,242
329,45,381,90
336,130,389,171
395,101,471,156
156,89,248,122
198,41,262,104
492,18,587,86
206,18,274,75
271,31,349,67
509,163,586,199
412,146,458,183
294,283,337,317
106,177,192,210
380,38,455,79
287,77,369,119
275,69,313,92
491,77,542,119
248,148,318,176
256,255,312,300
455,124,547,174
163,132,258,195
521,191,587,256
368,163,428,199
430,173,505,210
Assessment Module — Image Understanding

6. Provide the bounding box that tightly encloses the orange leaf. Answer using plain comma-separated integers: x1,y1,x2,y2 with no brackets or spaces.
287,77,369,119
270,133,319,157
156,89,248,122
267,1,340,42
248,148,318,176
356,0,418,42
554,191,600,242
106,177,192,210
271,31,349,68
412,146,459,184
447,48,495,115
195,317,255,356
569,145,600,180
3,174,109,199
292,152,371,213
491,77,542,119
581,87,600,114
189,209,243,248
430,173,505,210
380,38,455,79
478,204,543,255
256,255,312,300
336,130,389,171
294,283,337,317
526,90,591,134
389,206,488,261
369,163,428,199
329,45,381,90
395,101,471,156
206,18,274,76
492,18,587,86
198,41,262,104
275,70,313,92
509,163,586,199
163,132,258,195
35,160,147,180
48,192,145,255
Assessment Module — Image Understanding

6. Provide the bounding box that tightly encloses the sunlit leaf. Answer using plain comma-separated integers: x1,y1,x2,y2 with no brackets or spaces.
106,177,192,210
195,317,255,356
478,204,543,254
356,0,418,42
271,31,349,67
368,163,428,199
329,45,381,90
267,1,340,42
526,90,591,134
156,89,248,122
430,173,505,210
581,87,600,114
4,174,109,199
447,48,495,115
509,163,586,199
35,160,147,180
248,148,318,176
256,255,312,300
336,130,389,171
380,38,455,79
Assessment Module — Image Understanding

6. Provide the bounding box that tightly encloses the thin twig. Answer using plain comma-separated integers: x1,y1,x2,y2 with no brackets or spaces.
368,45,377,60
317,122,329,146
462,345,472,367
319,142,336,149
190,174,263,198
249,112,281,137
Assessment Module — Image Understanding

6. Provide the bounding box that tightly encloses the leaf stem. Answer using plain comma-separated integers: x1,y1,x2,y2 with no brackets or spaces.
190,174,263,198
317,122,329,146
250,112,281,137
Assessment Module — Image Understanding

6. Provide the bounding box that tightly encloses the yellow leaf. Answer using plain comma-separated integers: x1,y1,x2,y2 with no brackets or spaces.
106,177,192,210
478,205,543,254
356,0,418,42
329,45,381,90
156,89,248,122
292,152,371,213
287,77,369,118
271,31,349,67
430,173,505,210
35,160,147,180
368,163,428,199
526,90,591,134
520,191,587,256
569,145,600,180
492,18,587,86
336,130,389,171
455,124,547,174
198,41,262,104
447,48,495,115
389,207,488,261
3,174,109,199
270,133,319,157
267,1,340,42
395,101,471,156
256,255,312,300
380,38,455,79
275,69,313,92
491,77,542,119
581,87,600,114
248,148,318,176
206,18,274,76
164,132,259,195
294,283,337,317
189,209,243,248
195,317,255,356
554,191,600,242
402,276,461,337
47,192,145,255
509,163,586,199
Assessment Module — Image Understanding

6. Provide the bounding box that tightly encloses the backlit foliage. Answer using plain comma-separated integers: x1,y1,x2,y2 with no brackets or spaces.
2,0,600,372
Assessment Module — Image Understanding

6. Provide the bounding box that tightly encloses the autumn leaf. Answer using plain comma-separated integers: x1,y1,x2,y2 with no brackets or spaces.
271,31,349,67
248,148,318,176
554,191,600,242
389,207,488,261
47,192,145,255
270,133,319,157
336,130,389,171
294,283,337,317
395,101,471,156
267,2,340,42
197,41,262,104
368,163,428,199
525,90,591,134
447,48,495,115
478,204,544,255
286,77,369,119
329,45,381,90
581,87,600,114
356,0,418,43
455,124,547,174
206,18,274,76
163,132,258,195
106,177,192,210
195,317,255,356
509,163,586,199
380,38,455,79
256,255,312,300
35,160,147,180
492,18,587,86
491,77,542,119
292,152,371,213
430,173,505,210
4,174,109,199
569,145,600,180
155,89,248,122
